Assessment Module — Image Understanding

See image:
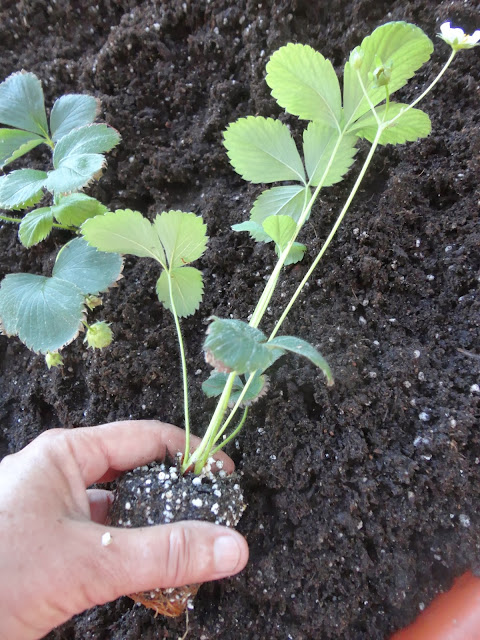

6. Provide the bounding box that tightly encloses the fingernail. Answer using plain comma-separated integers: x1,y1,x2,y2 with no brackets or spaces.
214,535,241,573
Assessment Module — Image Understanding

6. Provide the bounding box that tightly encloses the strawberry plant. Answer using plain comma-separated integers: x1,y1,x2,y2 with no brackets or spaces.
0,72,123,365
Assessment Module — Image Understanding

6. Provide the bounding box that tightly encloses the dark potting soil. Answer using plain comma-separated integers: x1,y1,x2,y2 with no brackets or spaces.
0,1,479,639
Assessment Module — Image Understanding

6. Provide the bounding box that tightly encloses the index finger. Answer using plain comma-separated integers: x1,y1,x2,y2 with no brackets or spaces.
64,420,235,485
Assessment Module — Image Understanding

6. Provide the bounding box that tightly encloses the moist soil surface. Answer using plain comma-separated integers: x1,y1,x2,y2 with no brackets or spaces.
0,1,479,639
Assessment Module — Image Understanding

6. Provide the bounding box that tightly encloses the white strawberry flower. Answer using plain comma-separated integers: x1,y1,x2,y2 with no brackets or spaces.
438,22,480,51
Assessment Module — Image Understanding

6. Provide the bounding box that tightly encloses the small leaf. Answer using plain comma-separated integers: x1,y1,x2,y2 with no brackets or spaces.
0,128,44,168
81,209,166,264
202,371,268,406
0,169,46,210
0,71,48,136
204,318,283,375
0,273,85,353
53,124,120,166
53,237,123,295
280,242,307,266
223,116,306,184
50,94,100,142
18,207,53,247
343,22,433,126
262,214,296,251
266,43,342,129
156,267,204,317
350,103,431,144
52,193,108,227
303,123,358,186
250,185,310,241
45,153,105,193
268,335,334,386
153,210,208,268
231,220,270,243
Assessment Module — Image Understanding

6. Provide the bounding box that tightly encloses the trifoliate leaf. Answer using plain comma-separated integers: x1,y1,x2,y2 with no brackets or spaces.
156,266,204,317
18,207,53,248
231,220,270,243
350,103,431,144
268,335,334,385
0,71,48,137
0,169,47,209
50,94,100,142
53,124,120,166
81,209,166,264
0,128,44,168
153,210,208,268
202,371,268,406
52,193,108,227
45,153,105,193
204,318,283,375
266,43,342,129
223,116,306,184
0,273,85,353
262,214,296,251
53,237,123,295
280,241,307,265
343,21,433,127
303,124,358,186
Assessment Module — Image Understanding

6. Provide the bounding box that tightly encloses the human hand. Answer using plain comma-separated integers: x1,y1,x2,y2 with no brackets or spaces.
0,420,249,640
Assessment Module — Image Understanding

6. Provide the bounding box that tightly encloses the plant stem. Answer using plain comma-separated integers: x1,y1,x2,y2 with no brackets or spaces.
165,270,191,460
210,407,249,456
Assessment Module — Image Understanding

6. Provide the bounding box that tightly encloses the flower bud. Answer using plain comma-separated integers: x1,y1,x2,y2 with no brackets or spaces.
372,63,392,87
350,47,364,71
85,294,103,310
84,321,113,349
45,351,63,369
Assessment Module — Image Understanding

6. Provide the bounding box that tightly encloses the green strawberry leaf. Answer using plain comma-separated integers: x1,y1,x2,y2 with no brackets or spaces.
0,71,48,137
266,43,342,129
231,220,270,243
268,335,334,385
153,210,208,268
45,153,105,193
223,116,306,184
81,209,166,264
155,266,204,317
52,123,120,166
52,193,108,227
202,370,268,405
50,94,100,142
53,237,123,295
18,207,53,247
303,123,358,186
0,128,44,168
262,214,296,251
0,169,47,210
350,103,431,144
280,241,307,266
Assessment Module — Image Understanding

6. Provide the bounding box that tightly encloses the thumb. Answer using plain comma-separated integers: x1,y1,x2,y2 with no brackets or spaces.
78,520,249,606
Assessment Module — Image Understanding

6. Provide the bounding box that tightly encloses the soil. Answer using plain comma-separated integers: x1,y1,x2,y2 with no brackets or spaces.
0,1,478,639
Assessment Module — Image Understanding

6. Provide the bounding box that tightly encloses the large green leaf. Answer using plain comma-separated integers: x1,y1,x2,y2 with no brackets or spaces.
82,209,166,264
45,153,105,193
223,116,306,184
0,169,47,210
0,128,44,168
52,193,108,227
266,43,342,129
50,94,100,142
53,237,123,295
303,124,358,186
262,214,296,251
0,71,48,137
202,370,268,405
153,210,208,268
204,318,283,375
343,22,433,127
350,103,431,145
0,273,85,353
268,335,334,385
155,266,204,317
53,124,120,166
18,207,53,248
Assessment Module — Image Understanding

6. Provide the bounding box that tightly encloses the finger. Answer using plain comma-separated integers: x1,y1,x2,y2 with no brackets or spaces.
78,520,249,606
87,489,114,524
61,420,235,486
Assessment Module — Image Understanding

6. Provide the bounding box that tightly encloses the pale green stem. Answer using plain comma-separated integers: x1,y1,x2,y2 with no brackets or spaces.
356,70,382,126
210,407,249,456
165,270,191,459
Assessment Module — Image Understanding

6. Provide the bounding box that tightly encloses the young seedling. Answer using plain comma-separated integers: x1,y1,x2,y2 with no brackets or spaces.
81,20,477,616
0,72,123,365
